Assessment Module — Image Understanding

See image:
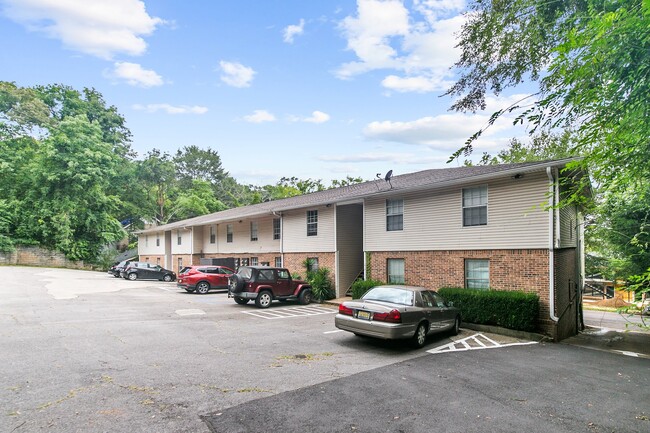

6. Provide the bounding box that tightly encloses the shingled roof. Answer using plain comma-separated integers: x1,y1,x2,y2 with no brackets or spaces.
137,158,580,234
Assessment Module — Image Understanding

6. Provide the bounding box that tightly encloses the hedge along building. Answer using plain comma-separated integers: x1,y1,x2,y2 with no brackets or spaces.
136,159,588,341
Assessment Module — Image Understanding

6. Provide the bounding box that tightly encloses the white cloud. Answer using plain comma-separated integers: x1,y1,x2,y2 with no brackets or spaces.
132,103,208,114
362,94,527,150
219,60,256,88
244,110,276,123
2,0,164,59
283,18,305,43
336,0,465,93
108,62,163,87
304,111,330,123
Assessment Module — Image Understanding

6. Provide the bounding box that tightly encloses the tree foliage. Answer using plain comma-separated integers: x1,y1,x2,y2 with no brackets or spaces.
448,0,650,191
0,82,367,262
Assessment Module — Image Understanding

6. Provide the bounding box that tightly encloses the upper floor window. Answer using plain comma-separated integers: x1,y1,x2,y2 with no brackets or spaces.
209,225,216,244
156,235,160,247
177,231,182,245
465,259,489,289
307,210,318,236
386,199,404,231
250,221,258,241
145,235,149,247
226,224,233,243
273,218,281,240
463,186,488,226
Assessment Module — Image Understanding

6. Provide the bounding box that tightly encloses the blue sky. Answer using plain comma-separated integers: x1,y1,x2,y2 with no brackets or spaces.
1,0,530,186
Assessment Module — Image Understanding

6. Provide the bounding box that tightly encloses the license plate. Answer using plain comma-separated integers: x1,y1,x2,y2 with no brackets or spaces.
357,310,371,320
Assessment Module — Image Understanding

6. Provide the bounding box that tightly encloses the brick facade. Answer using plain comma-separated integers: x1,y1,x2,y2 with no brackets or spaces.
283,252,336,282
368,249,559,337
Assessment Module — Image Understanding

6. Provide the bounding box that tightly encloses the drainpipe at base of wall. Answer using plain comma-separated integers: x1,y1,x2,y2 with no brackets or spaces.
547,167,559,325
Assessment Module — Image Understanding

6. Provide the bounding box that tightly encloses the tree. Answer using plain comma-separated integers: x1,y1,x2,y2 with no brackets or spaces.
447,0,649,194
473,130,577,166
136,149,177,225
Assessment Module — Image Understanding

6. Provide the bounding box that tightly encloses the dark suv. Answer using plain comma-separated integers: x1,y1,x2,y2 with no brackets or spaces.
228,266,312,308
121,262,176,282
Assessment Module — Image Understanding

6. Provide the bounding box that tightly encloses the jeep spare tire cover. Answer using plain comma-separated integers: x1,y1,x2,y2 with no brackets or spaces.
229,274,244,293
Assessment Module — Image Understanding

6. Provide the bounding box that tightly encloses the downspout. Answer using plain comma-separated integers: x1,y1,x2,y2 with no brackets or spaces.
547,167,559,323
190,227,194,266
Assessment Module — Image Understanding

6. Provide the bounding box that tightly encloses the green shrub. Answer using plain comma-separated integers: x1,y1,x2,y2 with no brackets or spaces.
307,267,334,301
350,279,385,299
438,287,540,332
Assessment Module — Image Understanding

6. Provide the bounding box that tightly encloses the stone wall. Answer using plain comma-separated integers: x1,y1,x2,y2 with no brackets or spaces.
0,246,88,269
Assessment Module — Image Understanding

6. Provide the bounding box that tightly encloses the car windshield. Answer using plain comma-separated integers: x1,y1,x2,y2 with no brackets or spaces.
179,267,192,274
362,287,414,306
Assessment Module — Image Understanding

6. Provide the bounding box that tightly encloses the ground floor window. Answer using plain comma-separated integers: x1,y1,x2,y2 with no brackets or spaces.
465,259,489,289
307,257,319,273
177,258,183,273
274,256,282,267
250,257,258,266
387,258,405,284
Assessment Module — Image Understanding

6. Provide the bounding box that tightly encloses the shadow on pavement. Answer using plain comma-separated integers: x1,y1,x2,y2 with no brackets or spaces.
562,327,650,359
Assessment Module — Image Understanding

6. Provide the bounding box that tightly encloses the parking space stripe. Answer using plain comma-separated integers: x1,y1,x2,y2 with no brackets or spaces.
242,306,337,320
427,333,537,354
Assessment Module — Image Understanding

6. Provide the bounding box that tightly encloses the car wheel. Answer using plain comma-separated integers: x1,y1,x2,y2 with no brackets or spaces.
162,274,173,282
196,281,210,294
127,273,138,281
298,289,313,305
411,323,428,348
234,297,249,305
255,291,272,309
451,316,460,336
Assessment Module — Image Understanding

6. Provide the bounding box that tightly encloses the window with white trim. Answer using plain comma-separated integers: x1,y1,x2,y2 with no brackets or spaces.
465,259,489,289
387,258,405,284
177,231,182,245
145,235,149,247
250,221,258,241
274,256,282,267
209,225,216,244
307,210,318,236
273,218,281,240
226,224,233,243
250,257,258,266
386,199,404,231
462,186,488,226
156,234,160,247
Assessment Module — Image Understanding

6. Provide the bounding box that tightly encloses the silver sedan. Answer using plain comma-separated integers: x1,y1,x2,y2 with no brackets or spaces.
334,285,461,348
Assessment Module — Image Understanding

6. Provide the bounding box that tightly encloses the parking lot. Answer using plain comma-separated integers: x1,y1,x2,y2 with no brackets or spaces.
2,266,648,433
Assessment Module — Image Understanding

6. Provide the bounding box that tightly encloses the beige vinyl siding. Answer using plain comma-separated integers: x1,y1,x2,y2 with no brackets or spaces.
365,172,551,251
138,232,167,255
282,206,335,252
208,216,280,254
559,205,578,248
171,229,192,254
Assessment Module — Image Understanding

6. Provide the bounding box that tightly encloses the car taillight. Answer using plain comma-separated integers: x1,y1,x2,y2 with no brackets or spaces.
339,304,354,316
372,309,401,323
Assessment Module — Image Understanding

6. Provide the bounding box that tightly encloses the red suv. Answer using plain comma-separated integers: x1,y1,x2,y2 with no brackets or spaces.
177,265,235,294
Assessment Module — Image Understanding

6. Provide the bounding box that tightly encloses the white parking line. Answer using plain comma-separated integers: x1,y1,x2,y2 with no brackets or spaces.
175,309,206,316
427,333,537,354
242,306,337,320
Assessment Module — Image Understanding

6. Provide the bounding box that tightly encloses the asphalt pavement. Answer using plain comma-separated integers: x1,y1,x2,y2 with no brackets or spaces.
203,342,650,433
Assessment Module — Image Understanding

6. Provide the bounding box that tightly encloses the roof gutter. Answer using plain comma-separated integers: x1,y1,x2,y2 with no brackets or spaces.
547,167,559,323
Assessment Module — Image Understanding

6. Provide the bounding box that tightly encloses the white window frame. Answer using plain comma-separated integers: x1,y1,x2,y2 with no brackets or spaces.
307,210,318,237
465,259,490,289
226,224,233,243
387,258,405,284
250,221,258,241
462,185,488,227
209,225,216,244
386,199,404,231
